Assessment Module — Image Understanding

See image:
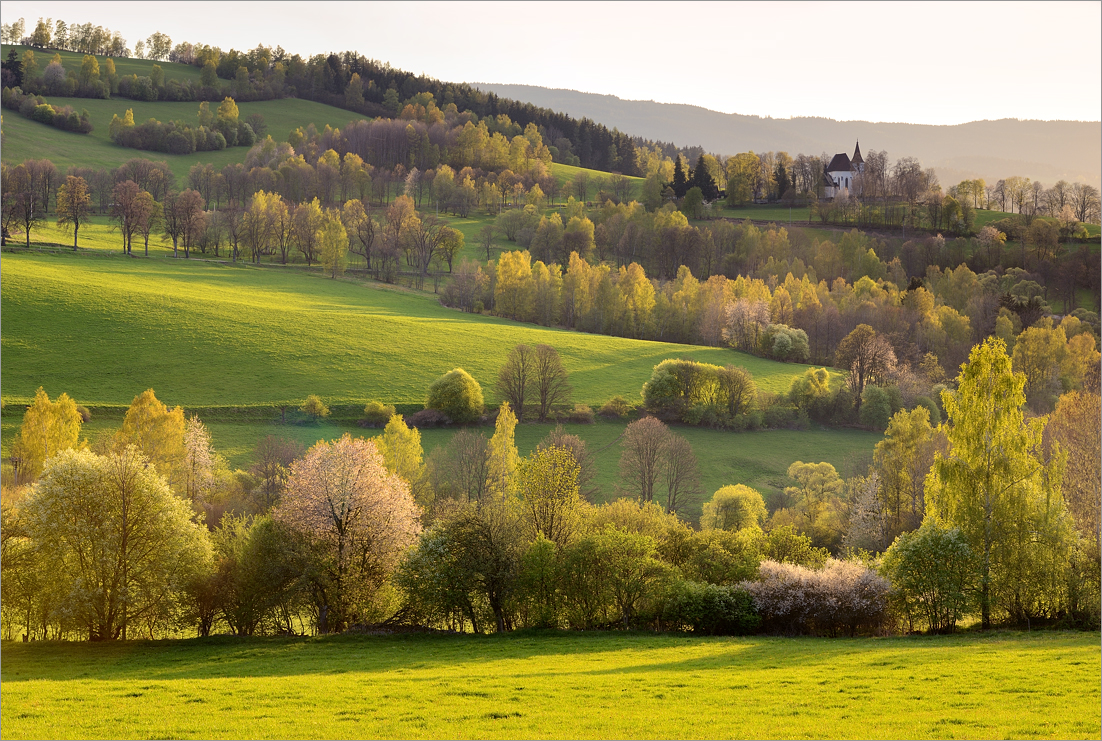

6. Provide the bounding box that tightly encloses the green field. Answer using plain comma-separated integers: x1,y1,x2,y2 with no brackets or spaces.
3,44,205,85
0,251,827,409
0,96,373,181
1,631,1097,740
550,161,643,200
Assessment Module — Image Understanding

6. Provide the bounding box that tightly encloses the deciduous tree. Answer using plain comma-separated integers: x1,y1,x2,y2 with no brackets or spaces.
55,175,91,250
12,387,83,482
700,485,766,531
22,447,212,640
274,434,420,633
926,338,1071,628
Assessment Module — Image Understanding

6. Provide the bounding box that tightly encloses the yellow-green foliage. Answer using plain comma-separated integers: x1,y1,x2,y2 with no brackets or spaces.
427,368,484,424
700,484,766,531
12,387,83,480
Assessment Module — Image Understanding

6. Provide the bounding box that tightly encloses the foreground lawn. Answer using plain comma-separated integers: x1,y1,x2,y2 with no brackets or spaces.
1,631,1097,740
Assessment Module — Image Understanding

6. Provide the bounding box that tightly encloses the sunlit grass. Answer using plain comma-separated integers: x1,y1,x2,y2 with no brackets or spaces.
0,97,371,181
0,251,827,409
1,631,1096,740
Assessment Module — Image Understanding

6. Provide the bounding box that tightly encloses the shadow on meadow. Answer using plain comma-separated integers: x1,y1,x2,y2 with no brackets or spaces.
1,629,1079,684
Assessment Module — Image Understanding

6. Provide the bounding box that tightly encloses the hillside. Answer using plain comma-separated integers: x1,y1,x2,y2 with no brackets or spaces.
2,43,203,83
0,96,371,180
0,252,820,409
473,84,1102,187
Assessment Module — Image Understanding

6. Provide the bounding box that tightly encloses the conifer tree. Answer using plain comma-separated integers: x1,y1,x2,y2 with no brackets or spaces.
671,155,689,198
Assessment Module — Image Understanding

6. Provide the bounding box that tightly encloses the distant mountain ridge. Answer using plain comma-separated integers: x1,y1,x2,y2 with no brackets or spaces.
473,83,1101,188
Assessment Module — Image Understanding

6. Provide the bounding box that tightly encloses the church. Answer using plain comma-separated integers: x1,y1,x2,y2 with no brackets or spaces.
823,142,864,198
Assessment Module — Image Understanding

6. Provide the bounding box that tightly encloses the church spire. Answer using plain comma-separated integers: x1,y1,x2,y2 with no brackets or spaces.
851,140,864,166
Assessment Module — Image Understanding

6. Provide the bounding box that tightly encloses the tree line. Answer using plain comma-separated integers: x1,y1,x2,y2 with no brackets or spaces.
1,18,648,176
3,336,1097,640
4,148,1098,412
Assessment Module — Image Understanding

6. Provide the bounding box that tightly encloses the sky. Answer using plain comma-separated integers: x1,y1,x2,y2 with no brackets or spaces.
4,1,1100,125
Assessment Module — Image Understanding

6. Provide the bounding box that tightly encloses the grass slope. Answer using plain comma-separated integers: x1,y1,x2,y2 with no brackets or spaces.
1,97,372,180
0,252,824,409
551,162,643,200
3,45,204,84
1,631,1097,740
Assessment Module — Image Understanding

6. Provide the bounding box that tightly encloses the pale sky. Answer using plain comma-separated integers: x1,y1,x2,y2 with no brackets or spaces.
4,1,1100,125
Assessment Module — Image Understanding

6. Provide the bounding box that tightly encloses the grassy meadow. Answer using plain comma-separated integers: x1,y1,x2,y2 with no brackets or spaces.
0,251,826,409
0,249,877,521
0,96,373,180
3,44,205,84
2,631,1097,740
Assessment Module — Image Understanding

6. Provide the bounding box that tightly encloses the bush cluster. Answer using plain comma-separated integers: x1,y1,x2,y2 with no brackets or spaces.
1,87,92,133
642,359,757,428
362,401,396,427
112,117,232,154
742,559,890,636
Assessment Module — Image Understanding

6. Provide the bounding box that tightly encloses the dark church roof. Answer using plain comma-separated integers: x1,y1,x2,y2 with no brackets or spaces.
851,141,863,166
826,153,852,173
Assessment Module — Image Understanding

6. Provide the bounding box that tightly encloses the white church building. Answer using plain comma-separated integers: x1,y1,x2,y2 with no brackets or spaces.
823,142,864,199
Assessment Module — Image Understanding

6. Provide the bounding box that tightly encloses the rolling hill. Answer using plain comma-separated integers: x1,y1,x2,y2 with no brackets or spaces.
0,96,372,180
0,252,821,410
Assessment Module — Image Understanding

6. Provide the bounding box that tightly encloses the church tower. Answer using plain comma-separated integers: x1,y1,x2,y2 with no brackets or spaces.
851,141,864,173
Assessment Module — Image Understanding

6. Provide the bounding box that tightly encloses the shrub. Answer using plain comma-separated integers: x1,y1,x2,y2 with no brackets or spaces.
760,324,809,362
362,401,396,427
663,580,761,635
859,385,892,431
912,396,941,426
75,404,92,423
300,394,329,421
759,525,829,568
237,121,256,147
642,359,756,426
658,527,761,586
407,408,450,428
741,558,890,636
568,403,594,424
0,90,93,134
700,485,767,532
761,397,797,429
881,519,975,634
789,367,835,423
426,368,484,424
599,395,634,419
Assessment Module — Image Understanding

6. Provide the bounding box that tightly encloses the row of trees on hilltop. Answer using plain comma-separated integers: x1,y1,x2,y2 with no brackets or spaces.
3,337,1097,639
2,16,647,176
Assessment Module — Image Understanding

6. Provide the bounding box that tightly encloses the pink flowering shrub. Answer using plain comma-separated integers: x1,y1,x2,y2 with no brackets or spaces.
740,558,889,636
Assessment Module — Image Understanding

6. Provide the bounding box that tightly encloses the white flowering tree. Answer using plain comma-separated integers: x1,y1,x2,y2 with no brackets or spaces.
275,434,421,632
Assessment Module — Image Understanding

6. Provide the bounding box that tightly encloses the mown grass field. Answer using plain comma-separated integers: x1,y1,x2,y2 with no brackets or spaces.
1,631,1097,740
0,96,373,181
0,251,827,409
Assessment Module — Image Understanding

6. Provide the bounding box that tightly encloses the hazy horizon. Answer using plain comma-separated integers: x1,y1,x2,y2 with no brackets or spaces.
3,1,1100,126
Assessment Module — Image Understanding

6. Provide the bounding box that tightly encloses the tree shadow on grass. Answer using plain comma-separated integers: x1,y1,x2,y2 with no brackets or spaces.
1,629,1085,684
